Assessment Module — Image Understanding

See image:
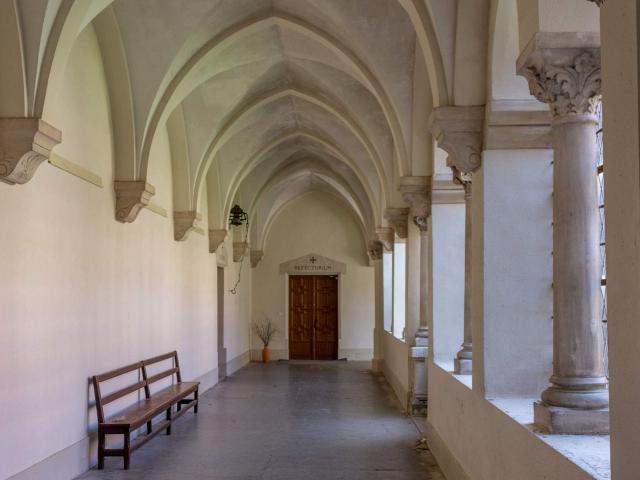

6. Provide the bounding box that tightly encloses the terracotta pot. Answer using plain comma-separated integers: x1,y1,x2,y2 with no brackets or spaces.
262,346,270,363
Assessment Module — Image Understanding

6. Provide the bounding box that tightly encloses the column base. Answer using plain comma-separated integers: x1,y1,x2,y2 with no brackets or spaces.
534,401,609,434
454,358,472,375
410,395,428,416
410,346,429,415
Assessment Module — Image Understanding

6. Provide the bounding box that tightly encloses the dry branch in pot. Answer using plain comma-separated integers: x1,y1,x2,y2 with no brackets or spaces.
253,319,277,347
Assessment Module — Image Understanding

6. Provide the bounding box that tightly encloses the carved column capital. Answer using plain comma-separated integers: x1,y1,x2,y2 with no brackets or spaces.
428,106,484,174
375,227,394,252
452,168,473,197
399,176,431,231
517,33,601,119
250,250,263,268
209,229,228,253
114,181,155,223
384,208,409,239
174,211,201,241
0,118,61,185
233,242,249,262
367,240,384,261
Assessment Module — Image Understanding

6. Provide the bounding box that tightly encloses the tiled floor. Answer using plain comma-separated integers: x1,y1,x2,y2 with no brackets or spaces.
78,361,444,479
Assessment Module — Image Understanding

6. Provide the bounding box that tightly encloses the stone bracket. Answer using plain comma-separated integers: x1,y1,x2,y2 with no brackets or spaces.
174,211,201,241
384,208,409,239
375,227,394,252
114,181,155,223
233,242,249,262
428,106,484,174
367,240,383,263
250,250,263,268
0,118,61,185
209,229,228,253
399,176,432,231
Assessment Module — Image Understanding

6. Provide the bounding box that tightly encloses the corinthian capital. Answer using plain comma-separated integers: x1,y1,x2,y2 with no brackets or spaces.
384,208,409,239
399,176,431,231
428,106,484,174
517,33,601,118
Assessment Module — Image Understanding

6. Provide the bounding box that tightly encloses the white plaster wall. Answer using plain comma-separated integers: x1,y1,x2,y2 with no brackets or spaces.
475,149,553,397
251,191,374,360
221,234,252,368
382,332,410,410
431,203,465,363
427,364,597,480
0,26,250,480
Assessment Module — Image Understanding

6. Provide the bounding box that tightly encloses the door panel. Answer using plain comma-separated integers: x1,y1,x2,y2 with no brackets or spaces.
289,276,315,360
289,275,338,360
314,276,338,360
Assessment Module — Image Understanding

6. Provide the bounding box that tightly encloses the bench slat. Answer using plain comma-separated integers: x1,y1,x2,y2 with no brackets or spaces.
102,382,199,429
94,362,143,382
146,367,179,385
143,351,177,366
101,380,146,405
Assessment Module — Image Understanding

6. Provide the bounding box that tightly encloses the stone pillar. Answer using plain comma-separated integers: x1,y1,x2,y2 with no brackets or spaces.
601,2,640,474
429,106,484,375
454,176,473,374
369,240,384,372
400,176,432,413
518,33,609,434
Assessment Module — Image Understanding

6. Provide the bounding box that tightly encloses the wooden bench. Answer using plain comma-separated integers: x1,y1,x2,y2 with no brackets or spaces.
91,351,199,469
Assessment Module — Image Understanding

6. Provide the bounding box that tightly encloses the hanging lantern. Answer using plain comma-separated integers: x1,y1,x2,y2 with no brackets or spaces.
229,204,248,227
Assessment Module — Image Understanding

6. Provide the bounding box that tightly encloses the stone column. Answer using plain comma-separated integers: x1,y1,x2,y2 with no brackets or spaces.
368,240,384,372
429,106,484,375
454,175,473,374
518,33,608,434
400,176,432,413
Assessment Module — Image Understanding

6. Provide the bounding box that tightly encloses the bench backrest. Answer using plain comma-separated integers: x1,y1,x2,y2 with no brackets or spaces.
91,351,182,424
142,351,182,392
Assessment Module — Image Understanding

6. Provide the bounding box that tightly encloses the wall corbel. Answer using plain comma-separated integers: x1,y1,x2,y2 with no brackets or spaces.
0,118,61,185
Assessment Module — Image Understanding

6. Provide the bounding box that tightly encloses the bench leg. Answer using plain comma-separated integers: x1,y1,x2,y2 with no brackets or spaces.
146,420,152,435
166,407,172,435
194,389,199,414
97,428,105,470
123,432,130,470
177,401,181,412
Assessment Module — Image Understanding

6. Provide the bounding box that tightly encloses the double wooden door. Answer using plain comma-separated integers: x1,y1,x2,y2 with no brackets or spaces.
289,275,338,360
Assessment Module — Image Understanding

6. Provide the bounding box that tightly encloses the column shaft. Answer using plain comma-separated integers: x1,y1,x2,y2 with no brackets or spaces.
540,114,608,409
455,182,473,374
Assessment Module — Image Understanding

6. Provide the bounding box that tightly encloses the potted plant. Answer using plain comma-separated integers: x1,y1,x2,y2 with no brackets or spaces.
253,318,277,363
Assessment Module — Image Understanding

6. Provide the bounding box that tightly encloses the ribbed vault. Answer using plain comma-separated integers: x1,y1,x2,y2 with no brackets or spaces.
1,0,454,253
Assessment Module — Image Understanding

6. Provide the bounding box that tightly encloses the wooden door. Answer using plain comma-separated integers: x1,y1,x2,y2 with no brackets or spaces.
289,275,338,360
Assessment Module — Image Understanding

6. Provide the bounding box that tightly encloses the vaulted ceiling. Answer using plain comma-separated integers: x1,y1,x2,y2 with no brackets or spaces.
1,0,467,250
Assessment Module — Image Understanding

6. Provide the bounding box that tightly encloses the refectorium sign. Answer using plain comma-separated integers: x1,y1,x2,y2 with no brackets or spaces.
279,253,346,275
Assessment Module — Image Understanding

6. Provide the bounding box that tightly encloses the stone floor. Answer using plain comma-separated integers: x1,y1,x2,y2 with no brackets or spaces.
78,361,444,479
